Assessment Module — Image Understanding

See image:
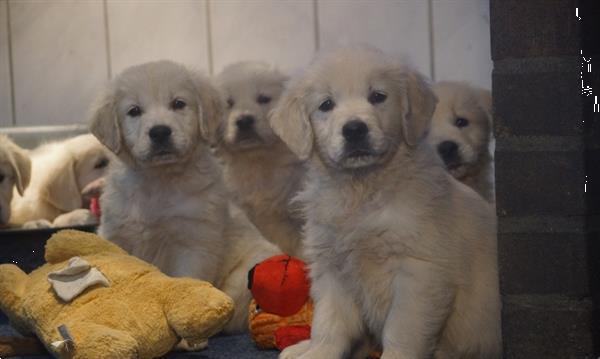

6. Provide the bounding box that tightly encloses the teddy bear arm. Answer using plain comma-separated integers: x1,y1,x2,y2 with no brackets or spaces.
163,279,235,344
0,264,30,334
44,230,126,264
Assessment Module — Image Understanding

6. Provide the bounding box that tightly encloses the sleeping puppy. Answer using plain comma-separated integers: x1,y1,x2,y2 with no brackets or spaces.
0,135,31,226
270,47,501,359
91,60,279,334
10,134,110,228
215,61,304,256
427,81,494,203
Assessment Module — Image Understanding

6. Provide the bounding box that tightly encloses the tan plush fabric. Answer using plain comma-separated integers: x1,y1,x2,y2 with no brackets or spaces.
0,230,234,359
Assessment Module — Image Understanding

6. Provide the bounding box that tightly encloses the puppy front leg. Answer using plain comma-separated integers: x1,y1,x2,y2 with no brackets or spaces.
381,258,454,359
281,272,363,359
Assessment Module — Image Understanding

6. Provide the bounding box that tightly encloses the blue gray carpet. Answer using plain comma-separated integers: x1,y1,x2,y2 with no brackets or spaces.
0,322,278,359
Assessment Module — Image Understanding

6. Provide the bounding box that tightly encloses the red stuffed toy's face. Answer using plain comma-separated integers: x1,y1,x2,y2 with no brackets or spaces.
248,255,310,317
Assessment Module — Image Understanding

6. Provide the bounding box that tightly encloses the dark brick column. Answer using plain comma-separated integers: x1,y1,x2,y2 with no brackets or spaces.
491,0,600,357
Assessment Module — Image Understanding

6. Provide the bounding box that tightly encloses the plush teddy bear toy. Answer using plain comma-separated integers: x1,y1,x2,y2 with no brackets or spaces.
0,230,234,359
248,254,313,350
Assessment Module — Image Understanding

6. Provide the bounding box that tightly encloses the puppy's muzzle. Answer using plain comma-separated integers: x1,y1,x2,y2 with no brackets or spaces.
343,119,372,157
343,119,368,143
236,115,255,132
437,140,460,167
149,125,172,147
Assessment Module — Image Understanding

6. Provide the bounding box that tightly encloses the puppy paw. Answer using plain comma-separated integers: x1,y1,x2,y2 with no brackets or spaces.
22,219,52,229
279,340,310,359
53,209,98,228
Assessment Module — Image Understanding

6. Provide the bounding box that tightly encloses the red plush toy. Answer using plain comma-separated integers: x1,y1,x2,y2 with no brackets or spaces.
248,255,313,350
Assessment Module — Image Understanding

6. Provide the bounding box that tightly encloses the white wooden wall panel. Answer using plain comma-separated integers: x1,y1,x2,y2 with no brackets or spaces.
433,0,492,89
1,1,493,127
318,0,432,77
10,0,107,126
0,0,12,126
210,0,315,75
107,0,210,76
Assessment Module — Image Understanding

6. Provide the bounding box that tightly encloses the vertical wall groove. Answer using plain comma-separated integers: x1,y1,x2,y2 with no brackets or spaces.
6,0,16,125
102,0,112,79
427,0,435,81
205,0,214,75
313,0,320,52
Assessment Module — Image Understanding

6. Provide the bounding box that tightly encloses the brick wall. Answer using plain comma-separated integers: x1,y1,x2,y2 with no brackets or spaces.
491,0,600,357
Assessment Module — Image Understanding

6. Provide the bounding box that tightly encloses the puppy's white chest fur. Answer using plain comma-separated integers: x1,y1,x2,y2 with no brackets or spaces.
98,149,227,281
304,185,421,335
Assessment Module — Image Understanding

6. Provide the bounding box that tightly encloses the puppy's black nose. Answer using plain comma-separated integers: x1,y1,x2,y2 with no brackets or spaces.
342,120,369,143
437,141,458,161
149,125,172,143
236,115,255,131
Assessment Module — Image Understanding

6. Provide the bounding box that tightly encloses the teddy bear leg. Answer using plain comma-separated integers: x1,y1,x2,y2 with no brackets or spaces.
65,322,139,359
163,278,234,345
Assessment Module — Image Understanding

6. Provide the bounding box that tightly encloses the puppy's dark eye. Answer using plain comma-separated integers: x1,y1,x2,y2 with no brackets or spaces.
0,174,4,183
171,98,186,110
94,158,109,169
368,91,387,105
257,94,271,105
318,98,335,112
455,117,469,128
227,98,235,109
127,105,142,117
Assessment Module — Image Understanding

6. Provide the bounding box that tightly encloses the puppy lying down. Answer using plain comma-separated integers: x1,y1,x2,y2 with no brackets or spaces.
0,135,31,227
90,60,279,334
10,134,110,228
215,61,305,256
427,81,494,203
270,47,501,358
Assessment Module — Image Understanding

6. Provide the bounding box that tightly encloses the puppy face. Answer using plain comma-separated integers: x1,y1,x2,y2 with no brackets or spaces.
216,62,288,151
270,47,437,173
70,136,111,194
90,60,223,168
427,82,492,179
37,134,110,212
0,136,30,224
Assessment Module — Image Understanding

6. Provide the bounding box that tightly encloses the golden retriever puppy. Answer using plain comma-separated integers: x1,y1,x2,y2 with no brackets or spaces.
0,135,31,226
91,60,279,334
10,134,110,228
270,47,501,359
427,81,494,203
215,61,304,256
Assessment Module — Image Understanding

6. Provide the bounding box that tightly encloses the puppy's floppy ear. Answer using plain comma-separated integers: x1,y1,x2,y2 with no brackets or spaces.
192,72,225,144
269,77,313,160
89,89,121,154
7,143,31,196
400,70,438,147
40,155,82,212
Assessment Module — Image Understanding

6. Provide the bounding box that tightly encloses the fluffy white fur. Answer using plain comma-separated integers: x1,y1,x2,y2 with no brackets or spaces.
270,47,501,358
91,60,279,333
0,135,31,226
427,81,495,203
215,61,305,256
10,134,109,228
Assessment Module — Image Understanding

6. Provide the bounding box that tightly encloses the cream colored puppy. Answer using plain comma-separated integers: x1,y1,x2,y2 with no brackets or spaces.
10,134,109,228
91,60,279,334
215,61,304,256
270,47,501,359
427,81,494,203
0,135,31,226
